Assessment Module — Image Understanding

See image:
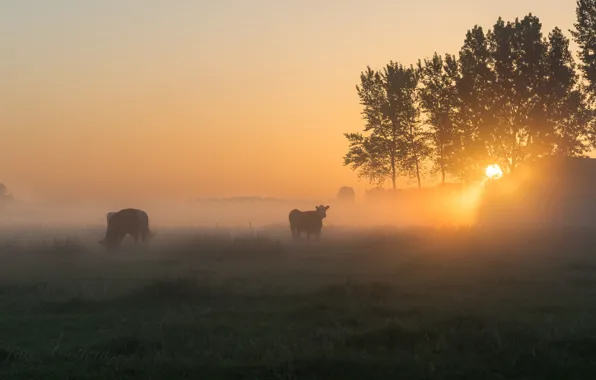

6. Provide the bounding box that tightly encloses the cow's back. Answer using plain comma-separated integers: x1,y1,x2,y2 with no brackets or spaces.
289,209,302,226
108,209,146,233
289,210,322,232
301,211,323,231
100,208,153,247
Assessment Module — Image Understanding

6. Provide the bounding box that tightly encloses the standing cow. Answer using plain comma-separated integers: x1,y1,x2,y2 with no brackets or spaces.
289,205,330,240
99,208,154,248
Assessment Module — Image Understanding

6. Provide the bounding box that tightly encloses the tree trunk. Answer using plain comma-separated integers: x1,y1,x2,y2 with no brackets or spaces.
415,157,421,189
410,124,422,189
391,153,397,190
439,144,446,185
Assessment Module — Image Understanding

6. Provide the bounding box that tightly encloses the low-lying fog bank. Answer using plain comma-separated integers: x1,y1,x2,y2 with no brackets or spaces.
0,185,481,230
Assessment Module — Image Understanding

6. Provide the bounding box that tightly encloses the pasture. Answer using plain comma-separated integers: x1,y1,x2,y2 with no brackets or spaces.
1,225,596,379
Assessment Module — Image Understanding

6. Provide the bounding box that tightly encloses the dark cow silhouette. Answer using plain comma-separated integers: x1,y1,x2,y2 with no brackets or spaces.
98,208,154,248
289,205,330,240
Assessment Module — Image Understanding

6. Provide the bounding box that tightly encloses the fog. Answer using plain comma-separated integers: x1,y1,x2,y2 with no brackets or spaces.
0,186,483,234
3,156,596,238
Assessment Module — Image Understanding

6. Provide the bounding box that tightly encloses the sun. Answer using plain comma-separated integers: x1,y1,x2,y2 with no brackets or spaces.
485,164,503,180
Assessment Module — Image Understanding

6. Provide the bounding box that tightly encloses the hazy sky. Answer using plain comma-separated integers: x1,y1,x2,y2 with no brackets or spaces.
0,0,579,201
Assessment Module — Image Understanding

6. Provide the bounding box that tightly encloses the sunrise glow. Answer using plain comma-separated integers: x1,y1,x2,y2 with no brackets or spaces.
485,164,503,180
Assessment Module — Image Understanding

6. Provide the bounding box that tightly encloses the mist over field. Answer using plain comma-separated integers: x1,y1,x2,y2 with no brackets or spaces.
0,188,478,231
2,168,596,379
1,219,596,379
5,0,596,378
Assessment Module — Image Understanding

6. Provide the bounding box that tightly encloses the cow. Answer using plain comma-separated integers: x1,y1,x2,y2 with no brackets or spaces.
289,205,330,240
98,208,154,248
106,212,116,224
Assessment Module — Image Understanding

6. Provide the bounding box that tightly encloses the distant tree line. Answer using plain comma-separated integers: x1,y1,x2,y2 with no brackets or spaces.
336,186,356,203
344,1,596,189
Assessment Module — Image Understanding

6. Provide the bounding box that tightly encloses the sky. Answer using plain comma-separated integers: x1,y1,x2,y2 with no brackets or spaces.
0,0,579,202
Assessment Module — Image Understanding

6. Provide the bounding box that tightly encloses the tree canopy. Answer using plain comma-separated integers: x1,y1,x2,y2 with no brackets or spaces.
345,8,596,188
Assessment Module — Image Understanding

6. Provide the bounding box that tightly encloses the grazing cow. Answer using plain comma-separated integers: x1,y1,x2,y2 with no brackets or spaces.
98,208,154,248
289,205,330,240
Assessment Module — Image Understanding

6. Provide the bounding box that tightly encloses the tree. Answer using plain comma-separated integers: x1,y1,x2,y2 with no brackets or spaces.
344,63,430,189
455,25,495,182
337,186,356,203
383,62,429,188
487,14,551,172
417,53,459,184
571,0,596,98
344,67,399,188
347,11,593,188
344,66,407,189
364,187,388,202
545,27,592,156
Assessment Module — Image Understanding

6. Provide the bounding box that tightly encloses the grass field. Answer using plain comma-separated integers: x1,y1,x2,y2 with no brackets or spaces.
1,225,596,379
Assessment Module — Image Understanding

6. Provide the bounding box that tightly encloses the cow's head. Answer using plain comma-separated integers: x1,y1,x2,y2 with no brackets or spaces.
106,212,116,224
315,205,330,219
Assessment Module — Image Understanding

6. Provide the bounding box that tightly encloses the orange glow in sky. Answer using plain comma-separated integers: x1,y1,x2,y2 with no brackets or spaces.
0,1,582,201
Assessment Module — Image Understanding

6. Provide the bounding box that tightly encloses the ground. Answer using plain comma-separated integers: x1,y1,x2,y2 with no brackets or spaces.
1,225,596,379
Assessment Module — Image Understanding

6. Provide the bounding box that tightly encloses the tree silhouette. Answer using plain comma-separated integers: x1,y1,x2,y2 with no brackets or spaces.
487,15,552,172
384,62,429,189
337,186,356,202
344,67,403,189
572,0,596,98
344,64,430,189
417,53,459,184
545,27,592,156
347,11,594,187
454,25,495,181
364,187,388,202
